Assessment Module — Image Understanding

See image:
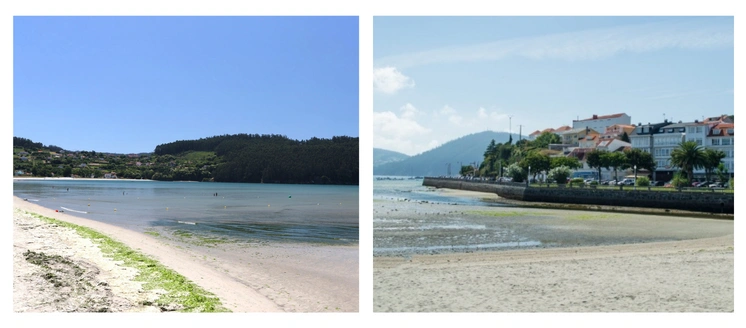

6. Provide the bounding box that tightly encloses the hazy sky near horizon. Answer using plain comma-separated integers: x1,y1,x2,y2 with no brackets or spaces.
14,16,359,154
373,16,734,156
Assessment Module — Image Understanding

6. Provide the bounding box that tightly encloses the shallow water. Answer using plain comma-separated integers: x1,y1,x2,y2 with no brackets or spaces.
373,176,509,206
373,178,733,256
14,179,358,244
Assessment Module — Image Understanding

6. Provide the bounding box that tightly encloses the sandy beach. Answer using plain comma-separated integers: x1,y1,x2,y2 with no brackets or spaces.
374,188,734,312
13,196,358,312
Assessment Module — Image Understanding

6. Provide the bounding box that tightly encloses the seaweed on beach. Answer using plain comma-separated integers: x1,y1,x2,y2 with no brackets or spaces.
27,211,230,313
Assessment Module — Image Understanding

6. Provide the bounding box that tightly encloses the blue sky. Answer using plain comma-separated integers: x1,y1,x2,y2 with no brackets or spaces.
373,16,734,156
13,16,359,154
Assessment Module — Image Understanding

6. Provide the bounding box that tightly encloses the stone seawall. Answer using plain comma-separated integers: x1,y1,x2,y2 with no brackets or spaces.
423,177,734,214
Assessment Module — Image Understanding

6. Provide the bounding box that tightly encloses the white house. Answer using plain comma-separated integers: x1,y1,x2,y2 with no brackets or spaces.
595,139,631,152
629,121,675,182
572,113,631,135
630,117,734,181
706,122,734,176
556,127,600,147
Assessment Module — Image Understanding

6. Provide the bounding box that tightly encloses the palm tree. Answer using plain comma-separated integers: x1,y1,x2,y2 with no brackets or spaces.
670,141,705,182
702,149,726,182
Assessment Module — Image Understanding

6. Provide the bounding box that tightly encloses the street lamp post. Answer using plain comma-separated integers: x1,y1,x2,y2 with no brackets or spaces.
634,165,637,190
509,115,513,140
527,165,531,187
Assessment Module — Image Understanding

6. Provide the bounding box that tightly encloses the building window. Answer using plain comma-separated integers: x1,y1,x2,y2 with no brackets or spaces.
696,126,703,133
711,138,720,146
723,138,731,146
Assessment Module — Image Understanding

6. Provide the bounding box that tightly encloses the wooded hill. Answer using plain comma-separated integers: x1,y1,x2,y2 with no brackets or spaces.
373,148,410,167
373,131,514,177
13,134,359,185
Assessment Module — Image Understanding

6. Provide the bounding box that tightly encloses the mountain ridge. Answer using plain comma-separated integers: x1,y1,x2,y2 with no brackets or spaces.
373,131,517,177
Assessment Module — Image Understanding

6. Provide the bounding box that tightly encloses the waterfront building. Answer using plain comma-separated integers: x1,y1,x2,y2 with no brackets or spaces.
572,113,631,134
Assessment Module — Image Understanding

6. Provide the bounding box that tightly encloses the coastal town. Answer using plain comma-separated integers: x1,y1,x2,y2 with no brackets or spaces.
499,112,734,186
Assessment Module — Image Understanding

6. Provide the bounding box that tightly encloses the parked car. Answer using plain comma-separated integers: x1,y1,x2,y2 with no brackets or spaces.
620,178,635,186
653,180,665,186
709,182,724,188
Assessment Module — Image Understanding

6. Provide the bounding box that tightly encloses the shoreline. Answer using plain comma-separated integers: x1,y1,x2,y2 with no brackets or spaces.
13,177,155,182
430,186,734,219
13,196,358,312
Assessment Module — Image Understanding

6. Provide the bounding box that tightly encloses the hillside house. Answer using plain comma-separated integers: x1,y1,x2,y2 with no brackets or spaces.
572,113,631,134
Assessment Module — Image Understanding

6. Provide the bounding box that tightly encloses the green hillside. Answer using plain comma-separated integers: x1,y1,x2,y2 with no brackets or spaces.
373,131,515,177
373,148,410,167
13,134,358,185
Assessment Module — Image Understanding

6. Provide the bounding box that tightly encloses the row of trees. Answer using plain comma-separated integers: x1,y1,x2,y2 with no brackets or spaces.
475,132,729,186
585,148,655,182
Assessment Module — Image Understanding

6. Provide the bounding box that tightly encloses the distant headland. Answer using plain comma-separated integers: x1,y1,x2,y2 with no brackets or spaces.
13,134,359,185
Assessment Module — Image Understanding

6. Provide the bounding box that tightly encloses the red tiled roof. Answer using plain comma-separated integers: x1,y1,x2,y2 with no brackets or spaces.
710,123,734,136
555,125,572,131
529,130,542,136
541,128,556,133
704,115,733,123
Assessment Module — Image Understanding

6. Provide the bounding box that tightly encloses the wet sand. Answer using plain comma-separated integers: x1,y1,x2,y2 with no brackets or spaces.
373,189,734,312
13,196,358,312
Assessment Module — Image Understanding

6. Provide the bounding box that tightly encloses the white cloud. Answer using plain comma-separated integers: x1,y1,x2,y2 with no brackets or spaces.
373,110,430,140
373,104,518,156
448,115,463,125
373,104,434,156
478,107,488,119
438,105,457,116
376,18,734,69
373,66,415,94
399,103,419,119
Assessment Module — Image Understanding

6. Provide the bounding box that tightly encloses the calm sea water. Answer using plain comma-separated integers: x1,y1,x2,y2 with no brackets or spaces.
14,179,358,244
373,176,507,206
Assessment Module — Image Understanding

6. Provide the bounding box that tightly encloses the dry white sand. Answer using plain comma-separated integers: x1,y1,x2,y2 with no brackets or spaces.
375,235,733,312
13,196,358,312
374,188,734,312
